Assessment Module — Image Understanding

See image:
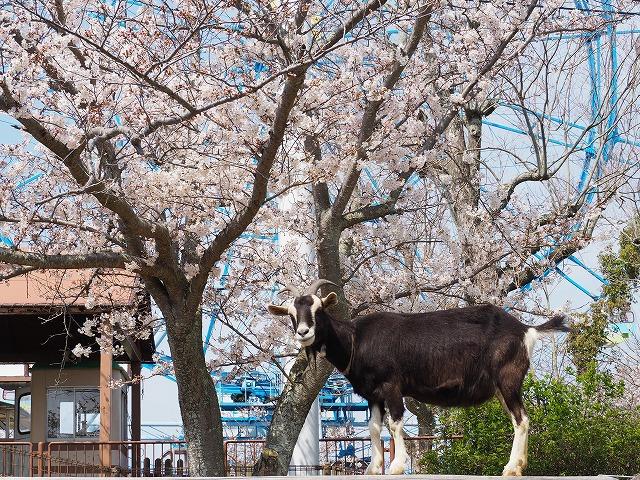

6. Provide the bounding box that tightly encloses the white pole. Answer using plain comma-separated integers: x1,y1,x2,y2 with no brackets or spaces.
280,191,321,474
290,396,321,475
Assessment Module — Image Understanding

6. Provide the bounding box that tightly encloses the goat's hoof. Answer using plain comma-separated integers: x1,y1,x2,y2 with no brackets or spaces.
388,459,406,475
502,465,522,476
365,463,382,475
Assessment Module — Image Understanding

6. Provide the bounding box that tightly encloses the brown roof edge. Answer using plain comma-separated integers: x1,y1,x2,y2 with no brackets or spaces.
0,376,31,390
0,269,141,309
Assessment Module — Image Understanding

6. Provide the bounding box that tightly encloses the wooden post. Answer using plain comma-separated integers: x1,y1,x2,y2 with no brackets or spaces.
131,361,141,476
99,334,112,473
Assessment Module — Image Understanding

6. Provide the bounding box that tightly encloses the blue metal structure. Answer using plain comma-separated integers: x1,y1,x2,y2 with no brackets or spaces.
486,0,635,303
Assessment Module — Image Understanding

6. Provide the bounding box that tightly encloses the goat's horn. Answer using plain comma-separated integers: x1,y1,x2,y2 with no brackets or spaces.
305,279,339,295
278,284,301,297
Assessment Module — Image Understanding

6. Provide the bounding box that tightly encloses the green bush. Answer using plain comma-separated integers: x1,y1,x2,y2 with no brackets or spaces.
421,369,640,476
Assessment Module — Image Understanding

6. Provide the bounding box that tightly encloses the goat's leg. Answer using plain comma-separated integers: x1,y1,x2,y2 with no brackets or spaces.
386,394,407,475
497,389,529,476
365,402,384,474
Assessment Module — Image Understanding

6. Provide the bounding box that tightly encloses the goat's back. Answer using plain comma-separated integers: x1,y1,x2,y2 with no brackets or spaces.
349,304,530,407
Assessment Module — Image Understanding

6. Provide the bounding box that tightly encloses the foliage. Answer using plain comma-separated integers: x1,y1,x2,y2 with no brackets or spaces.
600,218,640,311
421,370,640,476
568,304,610,375
568,217,640,373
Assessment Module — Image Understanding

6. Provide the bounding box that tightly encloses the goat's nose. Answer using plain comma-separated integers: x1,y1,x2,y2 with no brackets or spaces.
297,327,310,336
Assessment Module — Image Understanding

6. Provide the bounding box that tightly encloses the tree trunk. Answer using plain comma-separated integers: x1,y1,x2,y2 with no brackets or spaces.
405,397,435,437
255,231,347,475
165,309,225,476
253,352,334,475
403,398,436,474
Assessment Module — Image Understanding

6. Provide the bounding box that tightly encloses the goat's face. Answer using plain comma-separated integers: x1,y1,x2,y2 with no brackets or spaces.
267,292,338,347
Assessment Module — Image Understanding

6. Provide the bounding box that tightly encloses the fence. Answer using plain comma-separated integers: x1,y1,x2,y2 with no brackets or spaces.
225,435,463,476
47,441,189,477
0,442,42,476
1,435,461,476
0,441,188,477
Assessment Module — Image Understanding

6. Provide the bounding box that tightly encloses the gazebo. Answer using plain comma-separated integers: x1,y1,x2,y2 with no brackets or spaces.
0,269,155,473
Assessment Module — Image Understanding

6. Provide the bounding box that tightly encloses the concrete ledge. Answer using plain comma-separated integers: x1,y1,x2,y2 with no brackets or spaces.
35,476,624,480
218,475,625,480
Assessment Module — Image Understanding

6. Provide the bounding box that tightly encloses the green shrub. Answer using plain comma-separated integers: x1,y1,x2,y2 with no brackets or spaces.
421,369,640,476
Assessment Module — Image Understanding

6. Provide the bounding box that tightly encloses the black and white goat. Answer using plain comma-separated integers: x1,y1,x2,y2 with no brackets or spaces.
268,279,569,476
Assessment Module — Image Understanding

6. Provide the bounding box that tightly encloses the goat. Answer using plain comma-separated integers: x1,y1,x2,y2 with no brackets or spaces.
268,279,569,476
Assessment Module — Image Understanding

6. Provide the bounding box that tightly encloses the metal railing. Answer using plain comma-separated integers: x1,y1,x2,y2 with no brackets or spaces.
47,440,188,477
225,435,463,476
224,439,263,476
395,434,463,473
320,436,383,475
0,435,462,477
0,441,46,477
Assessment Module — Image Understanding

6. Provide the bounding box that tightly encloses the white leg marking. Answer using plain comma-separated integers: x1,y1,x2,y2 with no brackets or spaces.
388,417,407,474
502,414,529,476
365,405,384,475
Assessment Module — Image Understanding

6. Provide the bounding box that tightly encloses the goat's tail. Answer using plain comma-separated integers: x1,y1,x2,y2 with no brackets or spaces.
534,314,571,333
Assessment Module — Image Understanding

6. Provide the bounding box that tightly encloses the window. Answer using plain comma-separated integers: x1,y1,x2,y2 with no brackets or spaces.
17,393,31,435
121,390,128,441
47,388,100,440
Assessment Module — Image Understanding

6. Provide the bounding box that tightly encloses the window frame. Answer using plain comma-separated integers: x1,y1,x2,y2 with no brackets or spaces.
46,387,101,441
17,392,31,435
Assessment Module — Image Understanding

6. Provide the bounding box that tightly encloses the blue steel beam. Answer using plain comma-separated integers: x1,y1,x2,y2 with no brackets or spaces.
554,267,600,300
494,101,640,149
482,120,584,149
567,254,609,284
513,0,622,298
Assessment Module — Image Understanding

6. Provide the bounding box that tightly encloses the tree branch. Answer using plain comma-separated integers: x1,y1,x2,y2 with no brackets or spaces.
0,80,177,272
189,68,308,311
187,0,396,311
341,169,415,229
17,2,198,113
331,5,430,217
0,248,130,270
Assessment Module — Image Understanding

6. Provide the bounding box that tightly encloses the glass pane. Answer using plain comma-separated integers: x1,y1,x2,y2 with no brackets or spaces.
47,389,75,439
75,390,100,437
121,390,128,441
18,394,31,434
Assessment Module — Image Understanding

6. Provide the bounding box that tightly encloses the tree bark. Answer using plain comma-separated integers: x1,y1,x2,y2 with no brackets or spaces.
405,397,435,472
405,397,435,437
165,309,225,476
253,353,333,475
255,223,348,475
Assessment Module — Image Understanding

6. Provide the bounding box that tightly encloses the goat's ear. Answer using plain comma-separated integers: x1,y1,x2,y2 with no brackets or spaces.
321,292,338,309
267,304,289,316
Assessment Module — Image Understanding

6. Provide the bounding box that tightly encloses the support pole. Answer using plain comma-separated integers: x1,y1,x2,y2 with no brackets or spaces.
99,334,112,473
290,397,320,475
131,361,142,476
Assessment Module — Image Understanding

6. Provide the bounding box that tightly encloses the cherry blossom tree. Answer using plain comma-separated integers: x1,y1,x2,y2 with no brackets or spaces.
249,1,640,474
2,0,639,476
0,0,422,474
